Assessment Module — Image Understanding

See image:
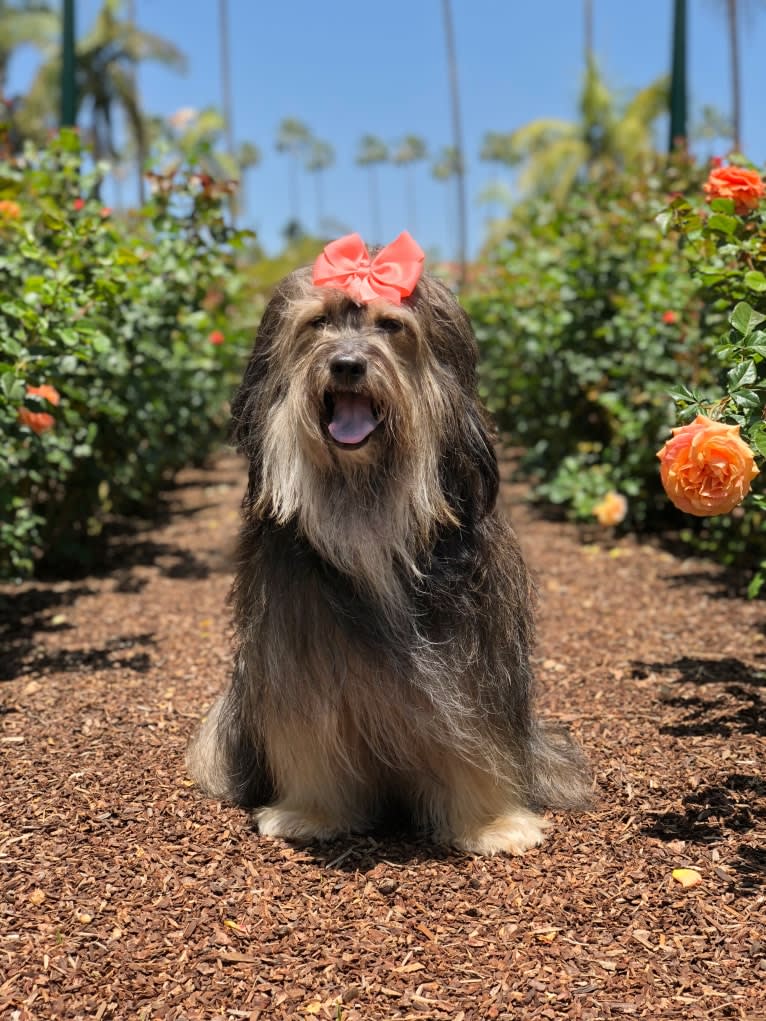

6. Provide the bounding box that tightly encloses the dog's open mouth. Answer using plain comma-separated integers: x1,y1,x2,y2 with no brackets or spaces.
323,391,383,449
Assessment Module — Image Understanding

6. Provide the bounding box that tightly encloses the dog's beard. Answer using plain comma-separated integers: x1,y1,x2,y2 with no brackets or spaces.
255,343,457,608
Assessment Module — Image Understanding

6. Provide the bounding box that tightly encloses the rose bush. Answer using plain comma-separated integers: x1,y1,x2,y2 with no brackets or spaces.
467,153,766,589
0,131,254,579
659,159,766,591
465,155,716,530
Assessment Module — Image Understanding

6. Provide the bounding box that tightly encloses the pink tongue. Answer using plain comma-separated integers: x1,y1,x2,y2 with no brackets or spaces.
328,393,379,445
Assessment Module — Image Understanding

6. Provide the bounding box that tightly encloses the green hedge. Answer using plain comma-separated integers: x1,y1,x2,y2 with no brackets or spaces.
467,156,766,576
0,132,253,579
466,159,722,527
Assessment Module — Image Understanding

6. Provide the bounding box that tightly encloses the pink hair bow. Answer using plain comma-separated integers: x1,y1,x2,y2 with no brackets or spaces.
312,231,425,305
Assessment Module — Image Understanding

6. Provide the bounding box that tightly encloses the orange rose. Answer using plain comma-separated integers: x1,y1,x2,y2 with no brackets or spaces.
657,414,759,516
592,491,628,526
703,165,765,215
18,407,55,434
26,384,61,406
0,199,21,219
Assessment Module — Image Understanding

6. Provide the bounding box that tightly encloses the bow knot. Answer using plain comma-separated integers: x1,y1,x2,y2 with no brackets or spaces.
312,231,425,305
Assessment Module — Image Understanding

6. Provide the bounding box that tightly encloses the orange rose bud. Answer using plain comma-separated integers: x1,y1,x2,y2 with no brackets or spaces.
703,165,765,215
662,310,678,325
26,384,61,406
0,199,21,219
592,491,628,526
208,330,225,345
18,407,55,434
657,414,759,516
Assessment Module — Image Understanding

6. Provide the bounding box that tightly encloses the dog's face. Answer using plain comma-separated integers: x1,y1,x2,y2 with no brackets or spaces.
267,282,452,472
232,267,499,585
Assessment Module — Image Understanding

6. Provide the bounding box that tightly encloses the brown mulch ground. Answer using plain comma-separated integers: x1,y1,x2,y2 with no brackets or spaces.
1,454,765,1021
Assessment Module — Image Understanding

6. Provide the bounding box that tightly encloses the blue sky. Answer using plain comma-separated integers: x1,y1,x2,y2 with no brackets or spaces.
7,1,766,257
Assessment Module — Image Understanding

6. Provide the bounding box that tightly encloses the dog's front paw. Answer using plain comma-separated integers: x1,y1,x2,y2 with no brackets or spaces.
453,808,550,856
255,804,347,843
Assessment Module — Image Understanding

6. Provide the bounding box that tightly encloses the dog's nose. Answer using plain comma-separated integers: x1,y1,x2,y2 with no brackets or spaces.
330,354,367,385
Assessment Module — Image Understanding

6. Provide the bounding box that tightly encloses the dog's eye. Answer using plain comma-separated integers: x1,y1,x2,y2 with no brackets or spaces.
377,317,402,334
310,315,329,329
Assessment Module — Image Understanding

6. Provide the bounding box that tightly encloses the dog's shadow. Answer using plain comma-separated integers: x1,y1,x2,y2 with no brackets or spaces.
246,816,468,872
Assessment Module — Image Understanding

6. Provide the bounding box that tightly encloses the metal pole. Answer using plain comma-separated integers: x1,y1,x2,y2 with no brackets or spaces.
668,0,687,151
61,0,77,127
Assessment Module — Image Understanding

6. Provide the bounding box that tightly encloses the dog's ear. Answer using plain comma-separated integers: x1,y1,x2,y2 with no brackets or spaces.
412,276,500,523
229,282,290,453
443,399,500,525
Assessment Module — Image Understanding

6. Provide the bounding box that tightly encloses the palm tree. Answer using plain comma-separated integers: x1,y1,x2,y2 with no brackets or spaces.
276,116,311,229
479,131,518,170
0,1,57,98
0,1,57,151
441,0,467,290
355,134,388,243
236,140,260,222
693,103,734,157
503,59,668,202
392,134,427,235
584,0,594,66
218,0,234,156
431,145,462,260
725,0,741,150
21,0,185,186
305,138,334,234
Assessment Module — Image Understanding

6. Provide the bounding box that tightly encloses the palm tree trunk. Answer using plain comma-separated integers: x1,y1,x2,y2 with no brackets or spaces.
727,0,741,151
219,0,235,155
125,0,146,205
219,0,236,224
441,0,467,291
60,0,77,127
288,155,301,227
314,170,325,234
369,166,382,244
406,165,416,235
584,0,593,67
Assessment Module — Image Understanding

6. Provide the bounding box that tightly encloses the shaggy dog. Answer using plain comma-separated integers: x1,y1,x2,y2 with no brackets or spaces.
187,233,591,855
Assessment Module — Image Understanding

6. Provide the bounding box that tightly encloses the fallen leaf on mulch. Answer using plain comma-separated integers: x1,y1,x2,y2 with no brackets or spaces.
672,868,703,888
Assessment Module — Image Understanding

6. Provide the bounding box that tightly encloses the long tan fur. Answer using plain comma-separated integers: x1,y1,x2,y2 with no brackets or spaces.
187,266,592,855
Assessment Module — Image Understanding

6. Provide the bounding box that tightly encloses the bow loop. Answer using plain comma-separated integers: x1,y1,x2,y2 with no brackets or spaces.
312,231,425,305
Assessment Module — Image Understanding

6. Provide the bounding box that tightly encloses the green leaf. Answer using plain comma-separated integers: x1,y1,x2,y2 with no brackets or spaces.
745,271,766,293
732,389,761,411
91,333,111,353
727,360,757,390
730,302,766,337
749,424,766,458
747,570,765,600
667,385,698,405
707,212,738,235
710,197,736,215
